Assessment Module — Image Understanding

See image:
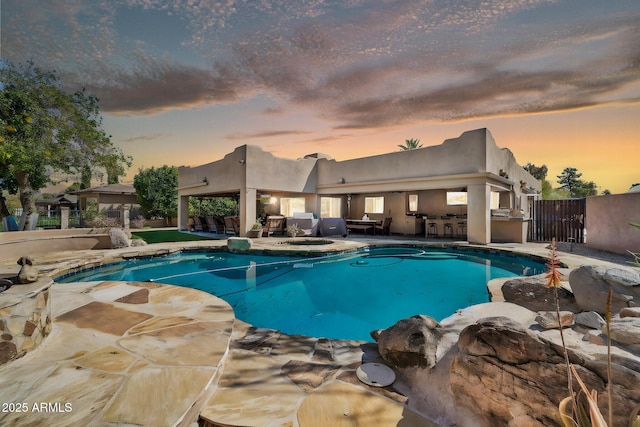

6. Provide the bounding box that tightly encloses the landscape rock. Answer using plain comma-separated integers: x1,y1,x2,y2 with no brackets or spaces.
582,330,606,345
227,237,252,252
16,256,38,284
109,228,131,248
621,307,640,318
606,318,640,345
375,314,442,369
603,267,640,288
535,311,574,329
502,274,580,312
449,317,640,427
575,311,606,329
569,265,636,313
130,238,147,247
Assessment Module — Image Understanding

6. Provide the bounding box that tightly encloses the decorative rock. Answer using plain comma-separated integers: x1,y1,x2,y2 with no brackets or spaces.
535,311,574,329
227,237,252,252
620,307,640,318
109,228,132,248
606,318,640,345
450,317,640,427
17,256,39,284
374,314,441,369
583,330,606,345
0,341,17,364
569,265,636,314
575,311,606,329
603,267,640,288
130,238,147,247
501,274,580,312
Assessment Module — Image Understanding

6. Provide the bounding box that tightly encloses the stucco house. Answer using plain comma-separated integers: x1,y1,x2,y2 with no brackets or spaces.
71,183,139,212
177,128,541,244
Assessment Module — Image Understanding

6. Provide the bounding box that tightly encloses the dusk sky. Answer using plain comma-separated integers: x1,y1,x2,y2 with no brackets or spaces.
2,0,639,194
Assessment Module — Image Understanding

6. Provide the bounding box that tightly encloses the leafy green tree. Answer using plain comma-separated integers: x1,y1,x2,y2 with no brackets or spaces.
523,163,548,180
557,167,583,197
133,165,178,224
0,60,131,230
398,138,422,150
189,197,238,217
573,180,598,198
556,167,600,198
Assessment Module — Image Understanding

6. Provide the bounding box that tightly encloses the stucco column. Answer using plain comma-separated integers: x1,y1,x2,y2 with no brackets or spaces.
60,206,70,229
121,206,130,229
178,195,190,230
240,187,257,237
467,183,491,244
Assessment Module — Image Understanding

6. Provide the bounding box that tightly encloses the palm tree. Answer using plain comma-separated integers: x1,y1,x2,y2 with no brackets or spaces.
398,138,422,150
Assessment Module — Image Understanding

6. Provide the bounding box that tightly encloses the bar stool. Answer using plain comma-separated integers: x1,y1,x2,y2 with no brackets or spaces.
427,222,438,237
443,223,454,238
456,222,467,239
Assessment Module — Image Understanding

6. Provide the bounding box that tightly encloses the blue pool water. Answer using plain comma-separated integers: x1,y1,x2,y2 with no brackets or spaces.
57,247,546,341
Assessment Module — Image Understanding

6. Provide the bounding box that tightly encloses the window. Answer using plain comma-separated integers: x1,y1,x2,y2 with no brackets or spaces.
408,194,418,212
280,197,306,217
446,192,467,205
446,191,501,208
364,196,384,214
320,197,341,218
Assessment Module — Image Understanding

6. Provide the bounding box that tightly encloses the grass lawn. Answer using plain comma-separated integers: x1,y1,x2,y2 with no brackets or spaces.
131,229,217,244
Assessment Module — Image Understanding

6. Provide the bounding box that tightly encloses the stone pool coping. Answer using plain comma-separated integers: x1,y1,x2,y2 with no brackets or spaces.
0,237,629,426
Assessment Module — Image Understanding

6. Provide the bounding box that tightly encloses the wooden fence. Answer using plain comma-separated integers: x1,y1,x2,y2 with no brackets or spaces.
527,199,586,243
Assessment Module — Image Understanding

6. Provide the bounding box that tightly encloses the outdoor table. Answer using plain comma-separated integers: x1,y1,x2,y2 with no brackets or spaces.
346,219,381,235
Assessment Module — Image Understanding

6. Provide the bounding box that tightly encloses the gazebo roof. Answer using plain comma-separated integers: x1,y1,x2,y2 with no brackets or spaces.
71,183,136,195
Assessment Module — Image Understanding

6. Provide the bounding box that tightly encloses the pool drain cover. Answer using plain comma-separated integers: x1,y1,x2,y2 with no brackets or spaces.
356,363,396,387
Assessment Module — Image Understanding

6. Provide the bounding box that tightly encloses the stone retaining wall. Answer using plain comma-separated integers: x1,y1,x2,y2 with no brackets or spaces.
0,279,52,365
0,228,112,259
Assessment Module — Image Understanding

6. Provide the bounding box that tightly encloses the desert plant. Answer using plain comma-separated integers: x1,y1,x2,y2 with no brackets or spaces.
551,235,615,427
546,239,578,421
286,223,301,237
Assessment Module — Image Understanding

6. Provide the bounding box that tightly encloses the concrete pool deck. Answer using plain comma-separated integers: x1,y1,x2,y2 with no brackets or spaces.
0,236,633,426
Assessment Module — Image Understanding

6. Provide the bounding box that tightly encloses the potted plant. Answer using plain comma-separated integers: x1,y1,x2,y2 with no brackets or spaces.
247,220,263,238
286,223,301,237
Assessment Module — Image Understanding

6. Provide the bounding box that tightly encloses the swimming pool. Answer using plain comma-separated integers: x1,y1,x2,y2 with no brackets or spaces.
57,246,546,341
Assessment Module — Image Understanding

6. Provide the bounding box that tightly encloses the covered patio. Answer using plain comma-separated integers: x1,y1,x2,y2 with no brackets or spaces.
178,129,540,244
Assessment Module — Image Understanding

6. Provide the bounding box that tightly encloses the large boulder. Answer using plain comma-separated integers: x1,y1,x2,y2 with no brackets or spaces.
501,274,580,312
374,314,442,369
450,317,640,427
109,228,132,248
227,237,252,252
569,265,639,314
607,318,640,346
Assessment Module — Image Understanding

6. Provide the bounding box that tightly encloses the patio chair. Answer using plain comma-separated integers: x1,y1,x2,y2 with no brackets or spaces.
205,216,224,233
375,217,392,235
192,216,205,232
223,216,240,235
264,215,286,237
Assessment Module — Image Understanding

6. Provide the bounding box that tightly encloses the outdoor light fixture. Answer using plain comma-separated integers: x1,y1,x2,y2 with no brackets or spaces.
239,159,245,164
